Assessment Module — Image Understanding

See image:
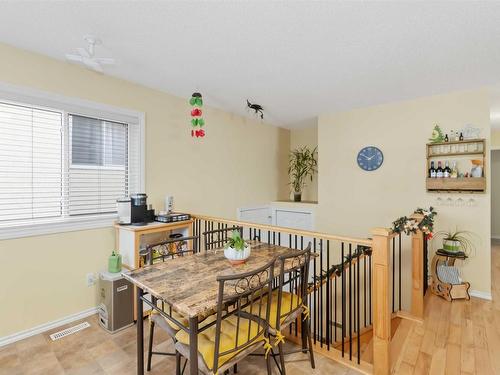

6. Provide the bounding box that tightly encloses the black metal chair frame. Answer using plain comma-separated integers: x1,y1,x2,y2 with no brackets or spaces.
273,244,315,375
202,226,243,251
141,235,199,372
175,258,276,375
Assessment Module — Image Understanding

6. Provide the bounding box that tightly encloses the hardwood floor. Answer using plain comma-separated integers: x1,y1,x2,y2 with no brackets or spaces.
1,241,498,375
393,240,500,375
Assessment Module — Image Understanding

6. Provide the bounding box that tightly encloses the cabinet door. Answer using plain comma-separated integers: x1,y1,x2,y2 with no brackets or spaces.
237,206,272,225
275,209,313,230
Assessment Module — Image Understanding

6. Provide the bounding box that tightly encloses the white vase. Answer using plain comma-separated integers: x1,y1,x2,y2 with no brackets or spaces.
224,244,251,265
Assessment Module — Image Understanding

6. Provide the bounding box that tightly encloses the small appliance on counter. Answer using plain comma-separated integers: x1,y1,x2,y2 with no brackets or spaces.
98,271,133,333
155,212,191,223
116,197,131,224
117,193,154,226
165,195,174,214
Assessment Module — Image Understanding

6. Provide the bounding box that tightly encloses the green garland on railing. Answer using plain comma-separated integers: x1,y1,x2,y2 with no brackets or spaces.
392,207,437,240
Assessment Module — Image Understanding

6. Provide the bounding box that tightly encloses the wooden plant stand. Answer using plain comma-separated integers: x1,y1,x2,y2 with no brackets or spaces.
430,249,470,301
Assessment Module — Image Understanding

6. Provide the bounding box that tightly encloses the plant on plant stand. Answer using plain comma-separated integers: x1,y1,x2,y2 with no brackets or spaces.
288,146,318,202
433,229,476,256
224,230,251,265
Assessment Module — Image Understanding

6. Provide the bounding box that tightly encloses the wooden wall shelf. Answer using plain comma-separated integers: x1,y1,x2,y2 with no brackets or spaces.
426,138,486,193
426,177,485,192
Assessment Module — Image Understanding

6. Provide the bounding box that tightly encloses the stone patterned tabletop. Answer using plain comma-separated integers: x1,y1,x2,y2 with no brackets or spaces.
122,240,306,318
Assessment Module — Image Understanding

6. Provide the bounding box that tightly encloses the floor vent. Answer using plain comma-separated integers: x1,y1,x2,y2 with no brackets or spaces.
49,321,90,341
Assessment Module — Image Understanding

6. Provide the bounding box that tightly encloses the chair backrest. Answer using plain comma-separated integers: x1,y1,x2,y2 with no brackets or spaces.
275,243,312,330
203,225,243,251
211,258,275,372
141,235,200,266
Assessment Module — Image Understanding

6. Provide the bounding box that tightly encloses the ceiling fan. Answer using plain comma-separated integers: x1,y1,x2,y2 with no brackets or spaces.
65,36,115,73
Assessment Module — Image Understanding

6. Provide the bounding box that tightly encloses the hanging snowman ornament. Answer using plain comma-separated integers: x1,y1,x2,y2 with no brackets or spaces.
189,92,205,138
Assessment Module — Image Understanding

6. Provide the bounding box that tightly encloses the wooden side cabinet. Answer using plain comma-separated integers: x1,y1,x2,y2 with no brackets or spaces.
114,220,193,269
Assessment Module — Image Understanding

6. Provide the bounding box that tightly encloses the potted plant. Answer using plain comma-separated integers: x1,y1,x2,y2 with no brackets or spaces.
288,146,318,202
224,230,251,264
433,229,476,255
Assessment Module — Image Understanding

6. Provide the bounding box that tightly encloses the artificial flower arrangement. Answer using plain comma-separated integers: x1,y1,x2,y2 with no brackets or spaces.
392,207,437,240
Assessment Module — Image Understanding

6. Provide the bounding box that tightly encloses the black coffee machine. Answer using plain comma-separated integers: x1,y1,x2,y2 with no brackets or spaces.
130,193,154,225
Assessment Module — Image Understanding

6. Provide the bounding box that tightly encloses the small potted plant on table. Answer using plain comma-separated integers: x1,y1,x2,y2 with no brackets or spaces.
288,146,318,202
224,230,251,265
434,230,476,255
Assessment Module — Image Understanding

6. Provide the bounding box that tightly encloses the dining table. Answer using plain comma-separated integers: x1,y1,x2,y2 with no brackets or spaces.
122,239,309,375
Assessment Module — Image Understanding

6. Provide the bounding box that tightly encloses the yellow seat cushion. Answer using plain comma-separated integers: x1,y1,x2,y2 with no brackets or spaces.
245,290,303,329
175,314,266,372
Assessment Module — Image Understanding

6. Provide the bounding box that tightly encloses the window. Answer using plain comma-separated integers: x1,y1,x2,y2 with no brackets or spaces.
0,102,62,222
68,115,128,216
0,88,144,239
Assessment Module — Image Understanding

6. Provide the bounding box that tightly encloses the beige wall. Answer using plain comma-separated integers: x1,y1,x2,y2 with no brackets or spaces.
317,89,491,295
491,130,500,148
0,43,289,337
289,122,318,202
492,150,500,237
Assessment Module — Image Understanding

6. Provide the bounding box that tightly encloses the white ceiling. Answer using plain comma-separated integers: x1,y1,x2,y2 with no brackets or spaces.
1,1,500,128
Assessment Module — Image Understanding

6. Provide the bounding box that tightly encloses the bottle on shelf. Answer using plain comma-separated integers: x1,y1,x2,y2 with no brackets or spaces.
459,132,464,141
436,161,444,178
450,161,458,178
450,130,454,141
429,161,436,178
444,134,449,142
444,161,451,178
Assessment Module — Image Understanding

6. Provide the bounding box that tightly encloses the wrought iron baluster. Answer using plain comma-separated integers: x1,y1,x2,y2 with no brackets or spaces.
349,243,352,361
357,246,361,364
341,242,345,357
399,233,402,311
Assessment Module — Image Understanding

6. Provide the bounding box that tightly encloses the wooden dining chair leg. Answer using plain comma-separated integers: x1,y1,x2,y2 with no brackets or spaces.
147,321,155,371
305,319,315,369
233,364,238,373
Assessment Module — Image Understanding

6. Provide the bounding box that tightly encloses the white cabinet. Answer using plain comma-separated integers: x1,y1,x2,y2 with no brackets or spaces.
237,206,272,225
273,208,313,230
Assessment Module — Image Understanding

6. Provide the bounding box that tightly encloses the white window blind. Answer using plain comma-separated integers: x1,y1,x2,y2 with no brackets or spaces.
68,114,128,216
0,98,143,228
0,102,62,222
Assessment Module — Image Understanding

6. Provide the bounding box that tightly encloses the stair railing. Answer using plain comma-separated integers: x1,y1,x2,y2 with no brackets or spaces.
190,213,426,375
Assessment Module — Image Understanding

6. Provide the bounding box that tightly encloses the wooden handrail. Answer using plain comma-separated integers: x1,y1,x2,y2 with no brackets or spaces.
191,214,373,247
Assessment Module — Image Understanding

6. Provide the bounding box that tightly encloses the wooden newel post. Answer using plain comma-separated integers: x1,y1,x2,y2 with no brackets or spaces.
371,227,392,375
410,214,425,319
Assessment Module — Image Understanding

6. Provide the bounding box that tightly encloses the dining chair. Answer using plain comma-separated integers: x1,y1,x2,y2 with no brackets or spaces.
202,225,243,251
140,235,199,372
174,258,276,375
273,244,315,374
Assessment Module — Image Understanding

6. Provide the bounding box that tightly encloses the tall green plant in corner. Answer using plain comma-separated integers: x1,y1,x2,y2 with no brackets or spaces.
288,146,318,202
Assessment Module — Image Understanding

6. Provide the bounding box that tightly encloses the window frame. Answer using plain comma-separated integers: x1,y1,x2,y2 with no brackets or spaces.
0,82,145,240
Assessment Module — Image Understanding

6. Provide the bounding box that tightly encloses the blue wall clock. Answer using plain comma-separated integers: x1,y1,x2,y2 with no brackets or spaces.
357,146,384,171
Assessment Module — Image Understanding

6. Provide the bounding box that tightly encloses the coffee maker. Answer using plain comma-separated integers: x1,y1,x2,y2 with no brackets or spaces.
131,193,148,225
117,194,154,225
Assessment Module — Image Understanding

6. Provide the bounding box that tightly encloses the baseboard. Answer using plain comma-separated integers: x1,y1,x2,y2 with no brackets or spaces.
0,306,98,348
469,290,492,300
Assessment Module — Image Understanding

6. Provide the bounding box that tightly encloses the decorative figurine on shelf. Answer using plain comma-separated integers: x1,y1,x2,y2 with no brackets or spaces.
429,124,445,143
189,92,205,138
